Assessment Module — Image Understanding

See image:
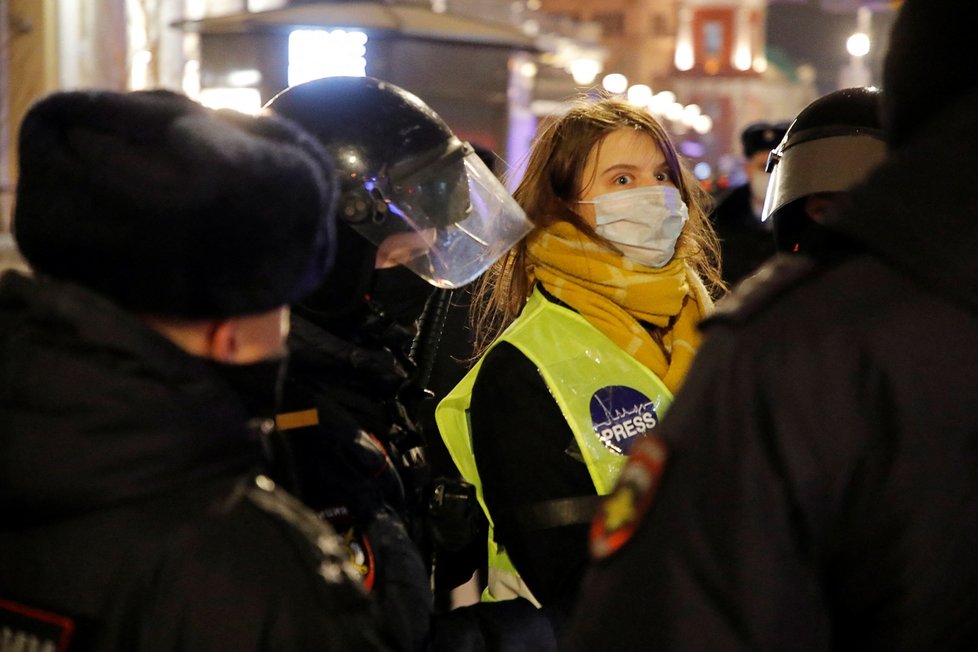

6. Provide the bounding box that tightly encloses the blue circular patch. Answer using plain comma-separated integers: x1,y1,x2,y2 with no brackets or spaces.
589,385,660,455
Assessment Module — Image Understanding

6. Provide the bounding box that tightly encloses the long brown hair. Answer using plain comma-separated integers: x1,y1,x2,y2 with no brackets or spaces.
470,94,724,355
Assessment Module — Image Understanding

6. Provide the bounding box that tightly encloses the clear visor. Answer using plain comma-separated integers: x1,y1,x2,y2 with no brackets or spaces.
762,134,887,223
350,147,531,289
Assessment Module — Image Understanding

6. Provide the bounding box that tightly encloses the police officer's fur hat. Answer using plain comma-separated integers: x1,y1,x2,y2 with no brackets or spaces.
14,89,337,318
740,121,789,159
883,0,978,150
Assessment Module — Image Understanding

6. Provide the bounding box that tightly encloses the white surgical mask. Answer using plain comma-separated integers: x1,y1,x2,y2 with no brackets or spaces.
579,185,689,268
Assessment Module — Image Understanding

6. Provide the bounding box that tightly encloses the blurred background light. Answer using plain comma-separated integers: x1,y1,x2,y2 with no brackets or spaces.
602,73,628,94
626,83,653,106
198,87,263,114
570,57,601,85
288,29,368,86
693,161,712,180
693,114,713,135
846,32,870,57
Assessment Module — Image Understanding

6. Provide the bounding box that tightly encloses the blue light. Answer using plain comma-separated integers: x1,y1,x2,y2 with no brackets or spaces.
693,162,712,180
679,140,705,158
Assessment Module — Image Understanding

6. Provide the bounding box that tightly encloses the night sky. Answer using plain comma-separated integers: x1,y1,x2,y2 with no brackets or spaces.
766,0,897,94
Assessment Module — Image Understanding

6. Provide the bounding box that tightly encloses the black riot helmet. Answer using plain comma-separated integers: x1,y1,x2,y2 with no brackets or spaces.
265,77,530,291
762,87,886,252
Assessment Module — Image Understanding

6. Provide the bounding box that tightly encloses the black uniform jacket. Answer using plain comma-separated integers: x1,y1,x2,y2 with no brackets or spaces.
277,312,432,652
564,90,978,650
0,272,390,651
281,311,558,652
711,183,777,286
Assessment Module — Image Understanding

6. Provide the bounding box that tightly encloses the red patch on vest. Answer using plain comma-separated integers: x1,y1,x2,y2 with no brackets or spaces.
589,434,668,560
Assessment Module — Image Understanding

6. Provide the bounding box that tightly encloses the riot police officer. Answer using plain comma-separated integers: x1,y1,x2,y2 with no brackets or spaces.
563,0,978,648
264,76,545,651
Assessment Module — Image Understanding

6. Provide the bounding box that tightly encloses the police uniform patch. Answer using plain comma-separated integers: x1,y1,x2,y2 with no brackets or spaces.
590,385,663,455
320,505,377,591
246,476,362,587
589,434,668,560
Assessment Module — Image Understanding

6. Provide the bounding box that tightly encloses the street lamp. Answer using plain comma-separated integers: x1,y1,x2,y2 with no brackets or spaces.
846,32,870,58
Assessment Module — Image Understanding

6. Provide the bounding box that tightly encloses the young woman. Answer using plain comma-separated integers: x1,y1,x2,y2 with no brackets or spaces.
436,95,723,619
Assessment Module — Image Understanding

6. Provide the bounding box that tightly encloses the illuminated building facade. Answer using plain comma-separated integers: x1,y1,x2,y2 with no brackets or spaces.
539,0,816,184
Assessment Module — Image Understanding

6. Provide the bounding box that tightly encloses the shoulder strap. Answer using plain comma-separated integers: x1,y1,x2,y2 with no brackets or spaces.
495,495,603,539
708,254,819,326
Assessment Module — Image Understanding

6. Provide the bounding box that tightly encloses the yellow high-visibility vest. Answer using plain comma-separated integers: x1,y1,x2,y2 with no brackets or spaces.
436,286,673,605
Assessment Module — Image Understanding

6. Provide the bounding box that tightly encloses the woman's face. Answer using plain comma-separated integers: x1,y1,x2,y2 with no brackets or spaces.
576,128,676,227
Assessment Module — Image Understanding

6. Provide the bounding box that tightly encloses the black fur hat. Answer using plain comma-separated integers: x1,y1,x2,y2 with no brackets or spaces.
740,121,789,158
14,89,337,318
883,0,978,150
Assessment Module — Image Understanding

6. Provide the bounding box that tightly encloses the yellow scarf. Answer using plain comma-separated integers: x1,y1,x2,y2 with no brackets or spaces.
526,221,712,393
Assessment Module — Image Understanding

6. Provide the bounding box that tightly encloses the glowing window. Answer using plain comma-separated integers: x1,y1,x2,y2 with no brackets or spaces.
288,29,368,86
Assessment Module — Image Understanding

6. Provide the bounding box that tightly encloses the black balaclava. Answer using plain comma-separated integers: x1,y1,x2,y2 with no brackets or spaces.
206,357,287,423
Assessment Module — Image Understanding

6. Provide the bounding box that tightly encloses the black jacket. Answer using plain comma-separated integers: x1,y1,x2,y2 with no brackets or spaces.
276,312,433,652
0,272,390,651
279,312,557,652
564,89,978,651
711,183,777,286
468,287,606,619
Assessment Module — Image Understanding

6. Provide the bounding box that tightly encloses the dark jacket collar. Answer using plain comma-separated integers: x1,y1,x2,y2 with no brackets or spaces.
0,272,262,520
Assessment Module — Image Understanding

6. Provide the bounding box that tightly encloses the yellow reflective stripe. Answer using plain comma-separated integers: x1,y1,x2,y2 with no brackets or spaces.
275,408,319,431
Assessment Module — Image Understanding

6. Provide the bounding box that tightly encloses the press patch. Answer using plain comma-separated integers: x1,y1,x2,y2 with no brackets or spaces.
590,385,660,454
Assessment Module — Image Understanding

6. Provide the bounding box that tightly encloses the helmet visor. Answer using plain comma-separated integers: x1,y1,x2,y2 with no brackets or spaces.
353,145,532,289
762,133,886,223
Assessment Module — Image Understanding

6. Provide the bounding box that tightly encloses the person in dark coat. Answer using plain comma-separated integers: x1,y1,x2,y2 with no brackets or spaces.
0,89,390,651
711,120,788,285
563,1,978,649
264,77,546,652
